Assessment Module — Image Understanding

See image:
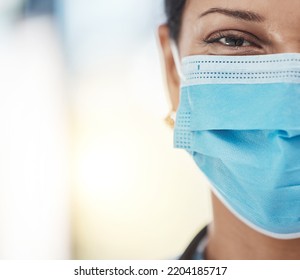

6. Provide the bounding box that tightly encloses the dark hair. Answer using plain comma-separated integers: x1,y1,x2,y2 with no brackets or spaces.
165,0,187,41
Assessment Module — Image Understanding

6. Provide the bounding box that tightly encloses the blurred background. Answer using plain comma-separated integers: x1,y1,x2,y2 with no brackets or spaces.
0,0,212,259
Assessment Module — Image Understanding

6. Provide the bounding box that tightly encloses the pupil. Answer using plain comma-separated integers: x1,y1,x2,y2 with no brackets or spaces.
225,37,244,46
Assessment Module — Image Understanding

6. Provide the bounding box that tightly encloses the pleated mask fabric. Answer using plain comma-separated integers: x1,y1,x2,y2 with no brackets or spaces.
174,53,300,239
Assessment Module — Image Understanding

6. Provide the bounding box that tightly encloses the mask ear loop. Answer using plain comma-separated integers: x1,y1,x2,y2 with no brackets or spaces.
164,41,186,128
169,40,186,82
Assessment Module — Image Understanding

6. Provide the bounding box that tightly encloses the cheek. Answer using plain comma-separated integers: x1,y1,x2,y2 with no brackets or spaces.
179,29,199,57
179,15,212,56
178,34,210,57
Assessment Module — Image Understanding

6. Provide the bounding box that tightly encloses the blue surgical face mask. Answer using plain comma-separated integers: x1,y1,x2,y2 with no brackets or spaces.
174,52,300,239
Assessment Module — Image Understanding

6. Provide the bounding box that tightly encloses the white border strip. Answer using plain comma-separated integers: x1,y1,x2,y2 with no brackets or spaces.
182,53,300,71
181,53,300,85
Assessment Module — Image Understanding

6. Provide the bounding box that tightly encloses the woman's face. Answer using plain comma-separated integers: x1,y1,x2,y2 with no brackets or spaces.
159,0,300,109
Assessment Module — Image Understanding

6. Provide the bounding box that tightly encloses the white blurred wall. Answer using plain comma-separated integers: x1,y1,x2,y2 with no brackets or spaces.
0,15,70,259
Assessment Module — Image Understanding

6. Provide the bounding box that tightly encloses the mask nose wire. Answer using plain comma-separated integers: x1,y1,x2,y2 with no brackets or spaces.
169,40,187,82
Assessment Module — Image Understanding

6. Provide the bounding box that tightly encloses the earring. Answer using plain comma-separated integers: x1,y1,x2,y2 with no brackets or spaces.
164,111,176,129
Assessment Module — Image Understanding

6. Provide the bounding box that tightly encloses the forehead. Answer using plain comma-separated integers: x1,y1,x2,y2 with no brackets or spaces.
183,0,300,26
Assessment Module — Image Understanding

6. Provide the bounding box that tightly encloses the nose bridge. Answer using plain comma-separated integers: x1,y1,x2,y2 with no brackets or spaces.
272,38,300,54
275,45,300,54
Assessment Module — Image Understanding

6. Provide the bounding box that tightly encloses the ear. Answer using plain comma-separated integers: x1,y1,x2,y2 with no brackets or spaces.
157,24,180,112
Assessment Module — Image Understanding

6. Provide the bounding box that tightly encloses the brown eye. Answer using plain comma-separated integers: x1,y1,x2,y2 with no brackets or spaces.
203,30,263,55
219,37,251,47
204,30,258,49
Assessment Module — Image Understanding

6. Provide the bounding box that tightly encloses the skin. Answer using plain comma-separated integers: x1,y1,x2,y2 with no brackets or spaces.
158,0,300,259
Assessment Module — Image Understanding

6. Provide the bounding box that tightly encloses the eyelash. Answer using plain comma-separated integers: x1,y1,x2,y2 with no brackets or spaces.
204,30,261,49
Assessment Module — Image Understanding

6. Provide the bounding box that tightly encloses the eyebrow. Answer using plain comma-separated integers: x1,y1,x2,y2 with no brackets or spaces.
199,8,265,23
